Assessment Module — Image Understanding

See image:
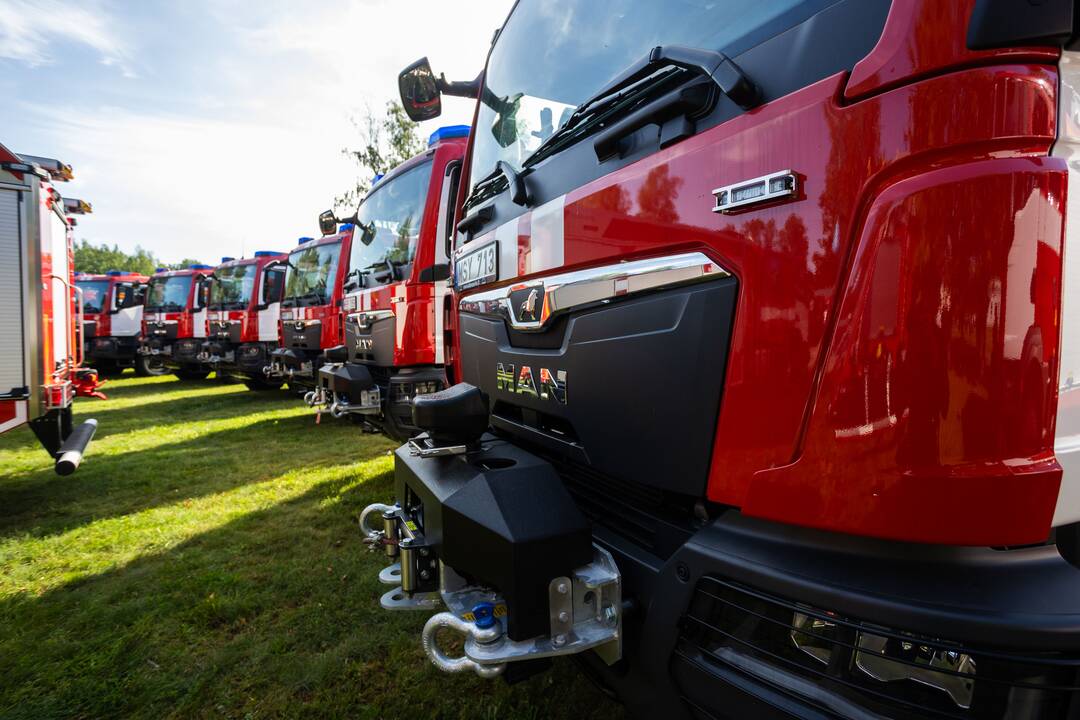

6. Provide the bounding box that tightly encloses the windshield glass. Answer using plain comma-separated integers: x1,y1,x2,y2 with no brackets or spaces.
349,161,432,287
146,275,193,312
76,280,109,313
470,0,813,195
210,263,257,309
283,241,341,307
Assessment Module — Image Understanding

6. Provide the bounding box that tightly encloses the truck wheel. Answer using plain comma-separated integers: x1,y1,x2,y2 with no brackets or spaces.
134,355,168,377
244,379,284,392
175,367,211,381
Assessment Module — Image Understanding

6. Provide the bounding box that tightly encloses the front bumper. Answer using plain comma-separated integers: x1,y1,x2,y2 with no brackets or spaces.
369,430,1080,717
265,347,318,387
86,335,139,362
201,340,271,378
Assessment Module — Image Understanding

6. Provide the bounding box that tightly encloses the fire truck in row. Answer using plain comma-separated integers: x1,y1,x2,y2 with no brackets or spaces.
75,270,167,377
0,145,99,474
355,1,1080,718
305,125,468,439
138,265,214,380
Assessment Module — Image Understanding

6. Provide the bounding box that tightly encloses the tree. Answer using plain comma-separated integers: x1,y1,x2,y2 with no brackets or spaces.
74,240,161,275
335,101,426,212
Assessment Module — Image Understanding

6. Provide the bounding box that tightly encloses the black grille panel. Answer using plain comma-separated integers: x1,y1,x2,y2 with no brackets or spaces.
536,450,697,560
675,577,1080,720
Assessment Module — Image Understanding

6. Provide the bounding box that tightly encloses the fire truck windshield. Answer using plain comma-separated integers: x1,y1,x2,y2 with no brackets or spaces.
145,275,193,312
75,280,109,313
210,263,257,310
283,241,341,307
469,0,810,198
348,160,432,288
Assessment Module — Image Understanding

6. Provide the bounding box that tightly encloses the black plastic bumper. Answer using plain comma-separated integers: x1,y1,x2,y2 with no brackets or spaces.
394,432,1080,718
87,336,138,362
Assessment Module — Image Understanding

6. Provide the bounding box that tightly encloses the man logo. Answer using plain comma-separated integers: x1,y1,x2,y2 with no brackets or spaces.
496,363,566,404
520,288,539,320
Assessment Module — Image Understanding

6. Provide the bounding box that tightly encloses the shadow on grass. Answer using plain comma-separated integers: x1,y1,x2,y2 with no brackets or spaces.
0,463,624,720
0,415,386,542
0,379,388,542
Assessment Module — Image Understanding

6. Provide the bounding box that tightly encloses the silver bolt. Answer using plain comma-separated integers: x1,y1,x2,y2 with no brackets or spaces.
553,634,567,647
420,570,431,580
558,611,570,623
419,548,430,557
603,605,618,626
556,582,569,594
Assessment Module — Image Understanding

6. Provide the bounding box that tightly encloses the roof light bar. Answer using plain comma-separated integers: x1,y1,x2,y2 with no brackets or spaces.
62,197,93,215
17,154,74,181
428,124,470,146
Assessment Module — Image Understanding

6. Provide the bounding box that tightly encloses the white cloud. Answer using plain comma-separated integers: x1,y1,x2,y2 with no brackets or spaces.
3,0,512,263
0,0,134,75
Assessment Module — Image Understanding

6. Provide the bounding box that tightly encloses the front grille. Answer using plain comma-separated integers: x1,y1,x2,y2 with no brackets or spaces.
675,577,1080,719
534,450,697,559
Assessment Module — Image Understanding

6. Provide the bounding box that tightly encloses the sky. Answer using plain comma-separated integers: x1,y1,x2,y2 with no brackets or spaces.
0,0,512,264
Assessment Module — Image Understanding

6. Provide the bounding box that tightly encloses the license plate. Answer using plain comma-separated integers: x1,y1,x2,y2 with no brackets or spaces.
455,240,498,290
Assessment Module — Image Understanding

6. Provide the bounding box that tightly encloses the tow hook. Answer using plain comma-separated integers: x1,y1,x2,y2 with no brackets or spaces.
360,499,623,680
422,609,506,678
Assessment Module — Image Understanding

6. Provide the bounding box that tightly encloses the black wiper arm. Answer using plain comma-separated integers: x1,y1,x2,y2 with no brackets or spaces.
527,45,758,169
600,45,758,111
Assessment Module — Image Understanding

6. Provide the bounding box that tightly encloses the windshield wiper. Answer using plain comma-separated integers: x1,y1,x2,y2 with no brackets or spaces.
526,45,759,170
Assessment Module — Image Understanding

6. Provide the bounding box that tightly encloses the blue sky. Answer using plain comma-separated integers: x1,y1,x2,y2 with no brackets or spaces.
0,0,510,263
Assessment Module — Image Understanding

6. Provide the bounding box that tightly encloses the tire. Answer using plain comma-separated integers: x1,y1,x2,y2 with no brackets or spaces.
134,354,168,377
175,367,211,381
244,379,284,392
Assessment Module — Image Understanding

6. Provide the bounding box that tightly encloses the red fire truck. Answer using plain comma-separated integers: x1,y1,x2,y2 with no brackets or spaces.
0,145,99,474
309,126,468,438
75,270,165,377
265,229,353,391
360,1,1080,717
139,265,214,380
201,252,287,389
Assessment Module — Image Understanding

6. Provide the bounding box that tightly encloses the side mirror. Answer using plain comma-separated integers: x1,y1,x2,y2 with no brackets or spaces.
318,209,337,236
399,57,442,122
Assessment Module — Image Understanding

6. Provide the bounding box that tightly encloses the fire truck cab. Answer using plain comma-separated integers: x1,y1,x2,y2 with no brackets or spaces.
364,1,1080,718
266,229,353,391
76,270,164,377
309,126,468,439
201,252,287,389
0,144,98,474
139,266,214,380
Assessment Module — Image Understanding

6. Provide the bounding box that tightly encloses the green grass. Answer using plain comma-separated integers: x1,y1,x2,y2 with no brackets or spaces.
0,374,623,719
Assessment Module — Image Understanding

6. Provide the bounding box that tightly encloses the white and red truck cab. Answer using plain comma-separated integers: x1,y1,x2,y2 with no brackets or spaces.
363,2,1080,718
139,265,214,380
200,252,287,389
75,270,165,377
310,125,468,439
266,229,353,391
0,144,99,474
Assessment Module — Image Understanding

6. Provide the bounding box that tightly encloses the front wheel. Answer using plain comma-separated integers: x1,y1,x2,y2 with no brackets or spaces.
175,367,211,381
134,354,168,377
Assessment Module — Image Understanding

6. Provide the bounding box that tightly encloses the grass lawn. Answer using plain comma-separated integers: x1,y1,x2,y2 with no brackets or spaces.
0,373,623,719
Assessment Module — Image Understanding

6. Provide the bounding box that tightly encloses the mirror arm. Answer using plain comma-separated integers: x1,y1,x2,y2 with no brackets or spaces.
436,73,481,99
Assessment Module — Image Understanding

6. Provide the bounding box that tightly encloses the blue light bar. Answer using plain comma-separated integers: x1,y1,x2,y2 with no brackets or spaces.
189,264,212,270
371,173,384,186
338,223,354,233
298,236,314,245
254,250,281,257
106,269,123,276
428,125,470,146
220,256,235,263
155,267,167,273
